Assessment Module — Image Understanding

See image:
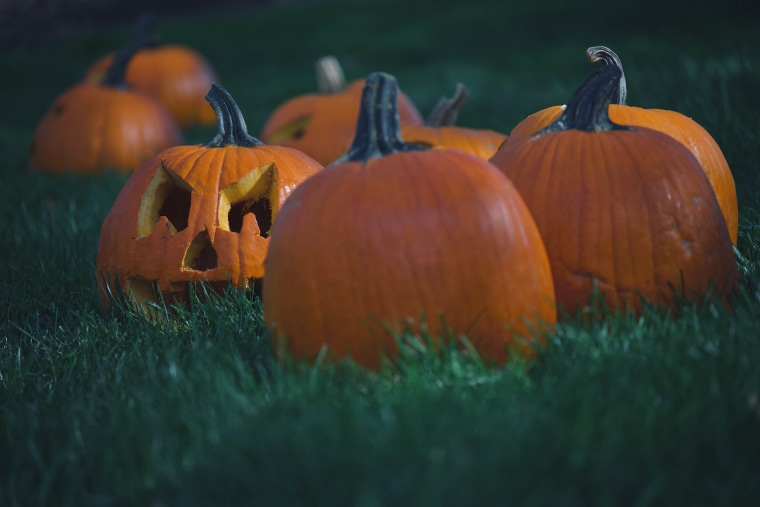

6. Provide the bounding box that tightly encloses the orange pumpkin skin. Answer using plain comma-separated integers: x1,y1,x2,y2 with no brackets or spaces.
260,67,424,166
30,43,182,175
490,66,739,317
507,46,738,244
86,45,219,129
400,124,506,160
96,84,322,311
263,73,556,370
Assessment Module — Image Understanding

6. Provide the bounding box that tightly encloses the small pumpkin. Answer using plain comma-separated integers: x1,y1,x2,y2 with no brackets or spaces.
489,64,738,317
85,15,219,129
96,83,322,312
263,72,556,370
508,46,738,243
400,83,507,160
259,56,424,165
30,36,182,176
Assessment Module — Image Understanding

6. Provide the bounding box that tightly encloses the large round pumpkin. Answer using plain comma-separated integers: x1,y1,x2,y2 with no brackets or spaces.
489,64,739,317
260,56,424,165
400,83,507,160
85,16,219,129
30,37,182,176
97,83,322,312
263,72,556,370
508,46,738,243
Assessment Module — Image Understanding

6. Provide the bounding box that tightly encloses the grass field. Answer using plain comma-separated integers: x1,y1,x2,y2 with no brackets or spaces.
2,0,760,505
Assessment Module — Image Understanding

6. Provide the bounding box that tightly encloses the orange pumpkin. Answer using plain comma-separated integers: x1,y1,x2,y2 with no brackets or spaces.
489,65,738,317
508,46,738,243
96,83,322,312
85,16,219,129
400,83,507,160
263,72,556,370
30,38,182,176
260,56,424,165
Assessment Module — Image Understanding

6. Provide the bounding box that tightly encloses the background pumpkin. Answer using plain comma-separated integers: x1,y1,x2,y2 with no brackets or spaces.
263,72,556,370
490,65,739,317
29,36,182,176
400,83,507,160
96,83,322,313
259,56,424,165
85,15,219,129
507,45,739,243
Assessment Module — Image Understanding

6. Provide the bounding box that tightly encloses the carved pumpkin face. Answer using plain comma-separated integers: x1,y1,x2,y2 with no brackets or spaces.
96,84,322,311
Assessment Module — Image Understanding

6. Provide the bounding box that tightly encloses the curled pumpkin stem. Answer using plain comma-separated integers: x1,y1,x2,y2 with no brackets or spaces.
335,72,426,165
316,56,347,94
537,65,633,135
587,45,627,105
424,82,470,127
204,83,264,148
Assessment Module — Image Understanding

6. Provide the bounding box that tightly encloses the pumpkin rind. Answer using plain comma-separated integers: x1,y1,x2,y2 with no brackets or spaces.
96,83,322,311
507,46,738,243
263,72,556,369
260,56,424,165
30,36,182,175
400,83,507,160
84,16,219,129
490,65,739,316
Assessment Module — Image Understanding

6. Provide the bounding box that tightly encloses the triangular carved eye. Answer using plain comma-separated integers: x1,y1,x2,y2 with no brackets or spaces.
183,231,219,272
218,163,277,237
137,166,193,239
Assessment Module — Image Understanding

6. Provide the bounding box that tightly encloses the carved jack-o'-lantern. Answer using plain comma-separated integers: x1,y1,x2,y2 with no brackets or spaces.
96,83,323,311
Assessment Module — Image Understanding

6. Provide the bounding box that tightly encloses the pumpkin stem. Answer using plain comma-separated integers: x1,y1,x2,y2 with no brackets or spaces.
99,30,147,88
316,56,347,94
424,83,469,127
586,46,627,105
203,83,264,148
132,12,161,48
537,64,632,135
334,72,427,165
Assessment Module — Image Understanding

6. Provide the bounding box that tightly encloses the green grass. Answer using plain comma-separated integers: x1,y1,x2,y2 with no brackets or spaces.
2,0,760,505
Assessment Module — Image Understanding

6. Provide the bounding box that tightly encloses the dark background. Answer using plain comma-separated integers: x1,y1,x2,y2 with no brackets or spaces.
2,0,759,49
0,0,281,48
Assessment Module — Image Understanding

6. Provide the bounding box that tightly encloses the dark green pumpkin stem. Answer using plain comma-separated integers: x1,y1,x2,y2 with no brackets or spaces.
203,83,264,148
537,65,632,135
425,82,469,127
334,72,427,165
100,13,157,88
587,46,627,105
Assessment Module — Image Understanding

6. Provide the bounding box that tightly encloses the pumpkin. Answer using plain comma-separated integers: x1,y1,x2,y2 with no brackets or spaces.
489,64,739,317
400,83,507,160
96,83,323,312
85,15,219,129
259,56,424,165
508,46,738,243
29,36,182,176
262,72,556,370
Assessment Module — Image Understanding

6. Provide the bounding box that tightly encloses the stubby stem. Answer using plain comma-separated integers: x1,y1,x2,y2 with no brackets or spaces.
425,82,470,127
316,56,347,94
203,83,264,148
587,46,627,105
537,65,632,135
334,72,427,165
